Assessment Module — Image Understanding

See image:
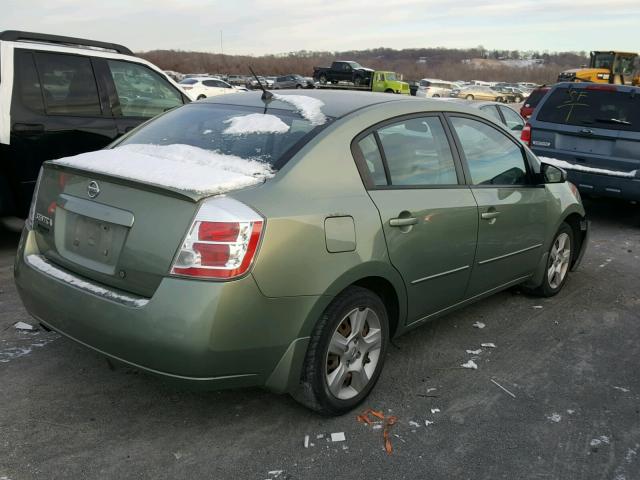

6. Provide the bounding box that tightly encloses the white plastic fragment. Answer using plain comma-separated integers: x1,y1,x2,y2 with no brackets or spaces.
466,349,482,355
304,435,309,448
268,471,284,478
490,379,516,398
409,421,420,428
426,387,437,393
613,386,630,392
331,432,346,442
425,420,434,426
461,360,478,370
547,413,562,423
372,424,383,430
316,434,324,439
472,321,485,329
14,321,35,331
431,408,440,414
481,343,496,348
533,305,543,309
590,436,610,447
567,409,575,414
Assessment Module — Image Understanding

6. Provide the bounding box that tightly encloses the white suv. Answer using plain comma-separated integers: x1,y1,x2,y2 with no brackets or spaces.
178,77,247,99
416,79,458,98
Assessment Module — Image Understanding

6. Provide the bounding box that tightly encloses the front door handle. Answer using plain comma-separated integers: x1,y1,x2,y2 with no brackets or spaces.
481,211,501,220
389,217,418,227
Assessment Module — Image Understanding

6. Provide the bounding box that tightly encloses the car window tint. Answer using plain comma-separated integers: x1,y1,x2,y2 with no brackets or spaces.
179,78,198,85
357,134,387,186
499,106,525,131
480,105,502,124
34,52,101,116
377,117,458,186
202,80,217,87
13,50,44,113
108,60,183,118
451,117,528,186
536,87,640,132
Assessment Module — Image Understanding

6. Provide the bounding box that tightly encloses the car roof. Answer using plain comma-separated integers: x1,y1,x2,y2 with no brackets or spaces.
203,90,414,118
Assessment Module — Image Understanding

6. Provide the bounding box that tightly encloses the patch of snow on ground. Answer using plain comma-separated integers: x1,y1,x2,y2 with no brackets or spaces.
409,421,420,428
425,420,434,426
0,333,58,363
547,413,562,423
461,360,478,370
14,321,34,331
466,349,482,355
472,321,485,329
539,157,638,179
481,343,496,348
26,255,148,307
613,386,630,392
53,144,274,195
273,94,327,125
590,436,610,447
223,113,290,135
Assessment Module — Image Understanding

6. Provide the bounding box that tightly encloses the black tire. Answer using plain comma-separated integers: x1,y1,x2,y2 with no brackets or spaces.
466,94,474,100
296,84,302,89
385,89,395,94
525,223,574,297
295,286,389,416
319,75,327,84
196,94,206,100
496,96,504,103
515,95,523,103
433,94,440,98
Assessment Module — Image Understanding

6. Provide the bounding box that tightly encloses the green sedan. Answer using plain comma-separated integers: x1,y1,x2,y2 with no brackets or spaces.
14,91,588,415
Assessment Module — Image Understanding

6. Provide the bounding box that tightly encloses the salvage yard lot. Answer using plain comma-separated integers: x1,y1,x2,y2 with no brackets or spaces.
1,199,639,480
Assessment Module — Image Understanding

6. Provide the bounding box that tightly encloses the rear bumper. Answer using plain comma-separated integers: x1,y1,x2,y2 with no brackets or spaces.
14,228,327,392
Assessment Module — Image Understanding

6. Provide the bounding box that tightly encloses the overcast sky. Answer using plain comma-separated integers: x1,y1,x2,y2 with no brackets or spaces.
2,0,639,55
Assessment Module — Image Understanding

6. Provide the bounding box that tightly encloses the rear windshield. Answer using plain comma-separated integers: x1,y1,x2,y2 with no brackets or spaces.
117,103,328,169
524,88,548,107
537,87,640,132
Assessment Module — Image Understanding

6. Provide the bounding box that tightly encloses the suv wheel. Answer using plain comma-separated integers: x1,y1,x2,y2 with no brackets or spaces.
295,286,389,416
319,75,327,84
526,223,574,297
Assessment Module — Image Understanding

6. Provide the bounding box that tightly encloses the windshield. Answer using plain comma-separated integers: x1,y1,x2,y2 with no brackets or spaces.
384,72,398,81
536,87,640,132
117,104,329,169
592,53,615,70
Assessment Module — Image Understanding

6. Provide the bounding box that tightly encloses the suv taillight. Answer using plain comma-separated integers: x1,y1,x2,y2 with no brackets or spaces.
520,123,532,146
170,197,264,280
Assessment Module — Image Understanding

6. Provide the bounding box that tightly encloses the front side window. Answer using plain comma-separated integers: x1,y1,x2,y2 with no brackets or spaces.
34,52,101,116
377,117,458,186
480,105,502,123
107,60,183,118
450,117,528,186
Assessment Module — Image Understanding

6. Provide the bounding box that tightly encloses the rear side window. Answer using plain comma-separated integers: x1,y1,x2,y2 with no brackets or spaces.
13,50,44,113
479,105,502,124
357,134,387,186
451,117,528,186
524,88,548,108
499,106,525,131
34,52,101,116
107,60,183,118
377,117,458,186
536,87,640,132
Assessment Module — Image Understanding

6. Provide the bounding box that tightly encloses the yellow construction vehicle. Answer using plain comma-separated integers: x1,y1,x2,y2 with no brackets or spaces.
558,51,639,86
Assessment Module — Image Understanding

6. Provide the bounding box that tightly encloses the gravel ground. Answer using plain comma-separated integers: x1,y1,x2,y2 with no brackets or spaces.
1,198,639,480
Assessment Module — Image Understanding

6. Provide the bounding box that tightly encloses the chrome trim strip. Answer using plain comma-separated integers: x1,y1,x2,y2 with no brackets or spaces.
409,274,533,326
411,265,470,285
478,243,543,266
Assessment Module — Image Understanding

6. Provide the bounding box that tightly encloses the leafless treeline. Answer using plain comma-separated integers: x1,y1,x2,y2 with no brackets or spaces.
139,47,588,84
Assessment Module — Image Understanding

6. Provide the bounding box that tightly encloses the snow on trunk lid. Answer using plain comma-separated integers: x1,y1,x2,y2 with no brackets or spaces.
53,143,275,195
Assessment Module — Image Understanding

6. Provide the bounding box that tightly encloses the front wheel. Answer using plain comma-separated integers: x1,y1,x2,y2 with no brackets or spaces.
354,77,362,86
466,94,474,100
526,223,574,297
295,286,389,415
319,75,327,84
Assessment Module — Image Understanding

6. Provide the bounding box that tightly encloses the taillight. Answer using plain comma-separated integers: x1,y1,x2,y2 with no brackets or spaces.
25,167,43,230
170,197,264,280
520,123,532,146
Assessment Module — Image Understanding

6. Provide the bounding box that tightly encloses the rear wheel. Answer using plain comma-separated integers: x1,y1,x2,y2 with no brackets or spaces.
433,94,440,97
295,286,389,415
196,94,206,100
525,223,574,297
496,96,504,103
466,94,474,100
319,75,327,84
354,76,362,86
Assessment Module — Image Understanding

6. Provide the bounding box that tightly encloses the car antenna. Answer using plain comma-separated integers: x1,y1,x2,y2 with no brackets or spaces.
249,66,273,112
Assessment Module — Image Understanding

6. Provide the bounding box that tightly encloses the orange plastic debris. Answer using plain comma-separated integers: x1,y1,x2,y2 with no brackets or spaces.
356,408,399,455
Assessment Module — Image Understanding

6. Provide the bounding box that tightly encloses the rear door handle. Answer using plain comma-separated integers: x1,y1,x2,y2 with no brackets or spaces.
13,123,45,133
481,211,501,220
389,217,418,227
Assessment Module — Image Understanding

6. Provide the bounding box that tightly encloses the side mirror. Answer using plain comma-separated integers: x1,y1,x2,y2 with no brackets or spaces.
541,163,567,183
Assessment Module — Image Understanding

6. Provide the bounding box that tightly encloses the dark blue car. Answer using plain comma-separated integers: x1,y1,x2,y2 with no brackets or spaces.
523,82,640,201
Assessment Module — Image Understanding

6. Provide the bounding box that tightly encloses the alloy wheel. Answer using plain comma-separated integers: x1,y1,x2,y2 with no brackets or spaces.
325,307,382,400
548,232,571,289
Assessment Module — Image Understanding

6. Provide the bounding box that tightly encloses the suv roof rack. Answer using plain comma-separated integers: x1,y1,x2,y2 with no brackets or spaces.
0,30,134,56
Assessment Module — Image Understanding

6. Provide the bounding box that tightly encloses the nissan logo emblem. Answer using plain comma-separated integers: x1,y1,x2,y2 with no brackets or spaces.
87,181,100,198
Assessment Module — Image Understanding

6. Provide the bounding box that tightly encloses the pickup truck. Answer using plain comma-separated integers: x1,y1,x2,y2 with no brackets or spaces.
316,71,410,95
313,61,374,86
